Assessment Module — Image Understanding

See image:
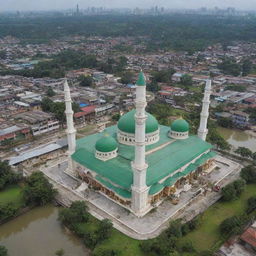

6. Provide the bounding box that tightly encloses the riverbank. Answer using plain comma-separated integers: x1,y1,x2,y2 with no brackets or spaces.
1,181,255,255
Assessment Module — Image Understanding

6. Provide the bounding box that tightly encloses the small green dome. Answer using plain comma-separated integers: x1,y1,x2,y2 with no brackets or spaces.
95,135,118,152
171,119,189,132
118,109,158,134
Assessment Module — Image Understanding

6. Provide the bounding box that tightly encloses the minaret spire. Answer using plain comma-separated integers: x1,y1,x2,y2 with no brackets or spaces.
198,79,212,141
131,71,150,216
64,79,77,174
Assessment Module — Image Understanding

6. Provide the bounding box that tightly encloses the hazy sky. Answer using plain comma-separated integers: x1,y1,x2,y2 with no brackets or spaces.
1,0,255,11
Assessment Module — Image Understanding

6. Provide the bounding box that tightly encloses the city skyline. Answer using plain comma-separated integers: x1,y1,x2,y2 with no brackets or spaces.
1,0,256,12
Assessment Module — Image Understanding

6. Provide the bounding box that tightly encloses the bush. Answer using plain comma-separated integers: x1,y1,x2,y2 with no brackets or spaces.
92,248,121,256
112,113,120,121
96,219,113,242
222,179,246,201
140,234,177,256
188,215,202,231
233,179,246,196
178,241,195,253
22,171,56,205
181,223,190,236
0,203,18,221
0,160,22,190
166,220,183,238
199,250,213,256
83,231,98,249
222,183,237,201
247,196,256,214
220,215,249,237
59,201,89,226
0,246,8,256
241,165,256,184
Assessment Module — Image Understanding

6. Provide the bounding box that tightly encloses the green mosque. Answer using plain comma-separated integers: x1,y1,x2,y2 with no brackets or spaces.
64,73,216,216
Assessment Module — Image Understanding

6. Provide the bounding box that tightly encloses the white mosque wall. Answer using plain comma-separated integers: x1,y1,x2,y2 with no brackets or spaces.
117,129,159,146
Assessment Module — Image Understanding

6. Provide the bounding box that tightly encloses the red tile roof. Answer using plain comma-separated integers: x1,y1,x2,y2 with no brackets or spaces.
240,227,256,248
80,105,96,114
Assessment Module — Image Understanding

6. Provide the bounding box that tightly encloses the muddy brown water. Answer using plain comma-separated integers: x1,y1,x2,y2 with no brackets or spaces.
218,127,256,153
0,205,90,256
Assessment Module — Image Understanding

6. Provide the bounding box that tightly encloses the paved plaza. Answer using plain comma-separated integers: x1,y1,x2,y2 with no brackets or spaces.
40,154,242,239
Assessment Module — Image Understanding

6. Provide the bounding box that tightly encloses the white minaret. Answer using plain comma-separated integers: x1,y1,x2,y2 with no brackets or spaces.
131,71,150,216
64,79,77,175
198,79,212,141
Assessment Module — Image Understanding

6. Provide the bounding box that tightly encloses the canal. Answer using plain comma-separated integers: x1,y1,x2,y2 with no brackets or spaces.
218,127,256,152
0,205,90,256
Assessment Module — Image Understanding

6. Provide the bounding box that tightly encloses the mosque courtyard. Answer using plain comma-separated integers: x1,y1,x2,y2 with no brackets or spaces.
40,153,241,239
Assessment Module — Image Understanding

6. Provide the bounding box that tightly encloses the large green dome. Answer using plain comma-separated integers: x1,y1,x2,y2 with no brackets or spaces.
118,109,158,134
95,135,118,152
171,119,189,132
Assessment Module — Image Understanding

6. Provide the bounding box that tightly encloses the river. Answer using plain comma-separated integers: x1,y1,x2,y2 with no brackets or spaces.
0,205,90,256
218,127,256,152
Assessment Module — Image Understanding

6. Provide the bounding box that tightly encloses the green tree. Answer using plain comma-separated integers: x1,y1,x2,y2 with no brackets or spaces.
218,58,241,76
59,201,89,225
79,75,93,87
217,117,233,128
240,165,256,184
247,196,256,214
0,246,8,256
220,216,242,236
151,69,176,83
23,171,56,206
233,179,246,197
93,248,120,256
221,179,246,201
46,87,56,97
0,203,18,221
166,220,183,238
235,147,252,158
119,71,134,85
180,74,193,86
0,160,21,190
96,219,113,242
112,113,120,122
242,59,252,76
147,80,160,92
207,128,230,151
41,97,54,112
222,183,237,201
225,84,246,92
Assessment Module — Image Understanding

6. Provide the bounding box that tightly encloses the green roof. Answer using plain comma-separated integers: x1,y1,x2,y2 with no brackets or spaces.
171,119,189,132
72,125,214,198
149,183,164,195
95,135,117,152
136,71,146,86
117,109,158,134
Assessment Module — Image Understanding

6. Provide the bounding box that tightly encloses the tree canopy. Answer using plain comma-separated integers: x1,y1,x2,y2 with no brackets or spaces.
22,171,56,205
0,160,22,190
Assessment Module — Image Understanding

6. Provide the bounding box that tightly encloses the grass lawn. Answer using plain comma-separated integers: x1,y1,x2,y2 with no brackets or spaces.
0,185,24,208
180,184,256,254
77,184,256,256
